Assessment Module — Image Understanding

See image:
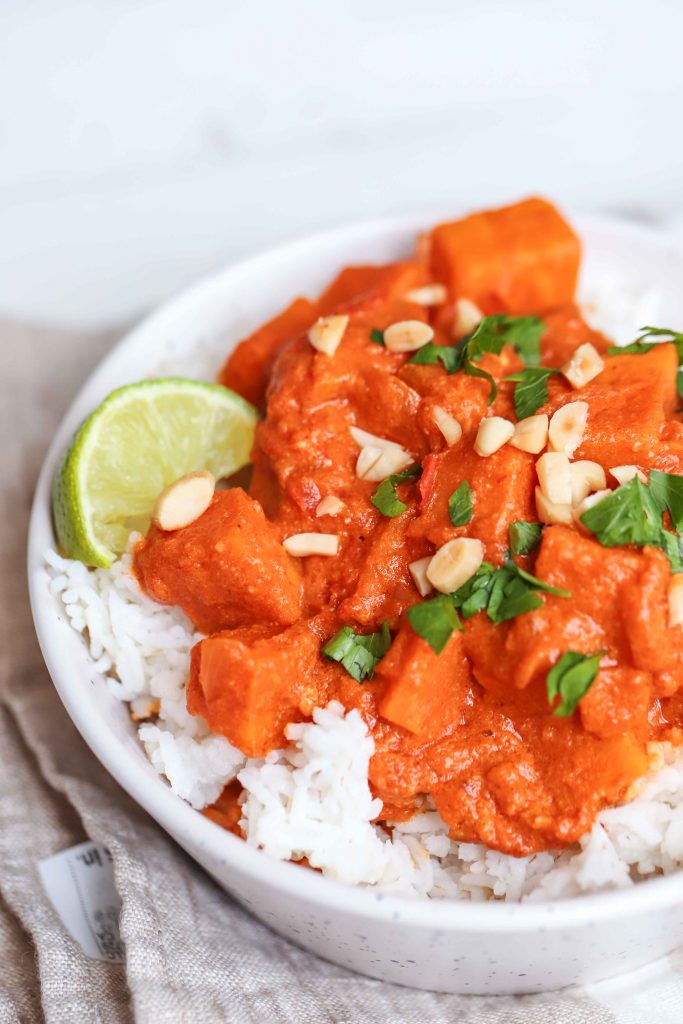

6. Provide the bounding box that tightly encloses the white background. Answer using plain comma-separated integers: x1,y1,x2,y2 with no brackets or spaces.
2,0,683,327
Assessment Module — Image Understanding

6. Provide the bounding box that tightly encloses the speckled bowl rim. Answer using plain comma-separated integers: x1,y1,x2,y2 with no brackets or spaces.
28,209,683,932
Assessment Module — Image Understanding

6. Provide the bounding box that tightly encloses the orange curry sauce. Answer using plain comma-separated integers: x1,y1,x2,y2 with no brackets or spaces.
134,198,683,856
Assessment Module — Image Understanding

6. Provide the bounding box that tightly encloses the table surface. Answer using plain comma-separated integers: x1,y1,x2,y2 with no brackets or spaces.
2,0,683,328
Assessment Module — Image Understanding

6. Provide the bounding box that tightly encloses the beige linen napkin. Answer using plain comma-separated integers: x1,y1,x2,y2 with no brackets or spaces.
0,317,675,1023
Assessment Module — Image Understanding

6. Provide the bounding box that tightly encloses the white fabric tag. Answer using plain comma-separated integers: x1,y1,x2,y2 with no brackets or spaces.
38,840,125,963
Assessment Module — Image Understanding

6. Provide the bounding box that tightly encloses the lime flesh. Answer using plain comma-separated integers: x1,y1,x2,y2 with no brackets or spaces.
52,378,259,567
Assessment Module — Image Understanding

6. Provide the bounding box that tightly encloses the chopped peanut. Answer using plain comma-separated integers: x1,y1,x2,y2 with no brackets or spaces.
474,416,515,457
570,461,607,506
573,489,612,522
669,575,683,628
383,320,434,353
610,465,648,486
536,452,572,505
403,284,448,306
355,446,384,480
356,445,412,482
562,342,604,389
283,533,340,557
509,414,549,455
308,315,349,356
349,426,404,452
409,556,434,597
427,537,484,595
548,401,589,457
432,405,463,446
152,471,215,531
535,486,572,526
315,495,345,518
452,297,483,338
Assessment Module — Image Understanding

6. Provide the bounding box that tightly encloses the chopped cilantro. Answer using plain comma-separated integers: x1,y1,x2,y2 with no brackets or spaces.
498,315,545,366
370,328,385,346
580,476,683,572
451,558,569,625
406,551,569,654
649,469,683,533
407,595,463,654
509,521,543,556
607,341,657,356
462,353,499,405
408,314,545,405
546,649,606,717
608,325,683,364
579,477,664,548
408,341,463,374
322,622,392,681
633,326,683,358
449,562,498,619
370,464,422,518
469,314,544,366
504,367,559,420
448,481,473,527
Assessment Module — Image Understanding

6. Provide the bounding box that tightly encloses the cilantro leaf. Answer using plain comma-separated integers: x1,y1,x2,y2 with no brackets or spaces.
579,477,664,548
370,463,422,518
370,328,385,346
509,561,570,597
504,367,559,420
495,315,545,366
490,577,544,622
634,326,683,360
448,481,473,526
509,521,543,556
649,470,683,533
408,551,570,650
467,314,544,366
546,649,606,717
408,342,464,374
489,561,569,624
607,326,683,363
450,558,569,625
407,595,462,653
449,563,496,618
579,476,683,571
322,622,392,682
408,315,545,405
661,531,683,573
606,341,656,356
466,316,510,360
463,352,499,405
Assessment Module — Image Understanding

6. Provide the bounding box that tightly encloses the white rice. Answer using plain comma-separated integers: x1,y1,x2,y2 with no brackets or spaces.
45,543,683,902
45,542,244,809
43,274,683,901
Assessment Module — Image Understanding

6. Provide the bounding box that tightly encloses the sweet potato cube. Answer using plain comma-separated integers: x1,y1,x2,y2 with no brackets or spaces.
135,488,302,633
549,344,678,466
376,622,470,737
429,197,580,314
187,621,322,756
219,297,317,406
497,527,663,691
409,443,535,561
339,514,416,626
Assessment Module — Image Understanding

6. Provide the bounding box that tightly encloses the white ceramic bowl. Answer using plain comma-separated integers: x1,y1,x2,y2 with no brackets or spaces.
28,212,683,995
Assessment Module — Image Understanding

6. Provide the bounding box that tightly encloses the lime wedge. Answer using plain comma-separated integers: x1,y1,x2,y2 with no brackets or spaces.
52,378,259,567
